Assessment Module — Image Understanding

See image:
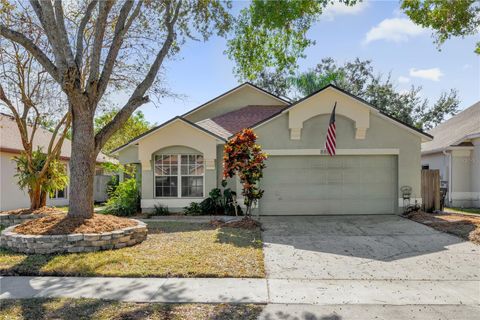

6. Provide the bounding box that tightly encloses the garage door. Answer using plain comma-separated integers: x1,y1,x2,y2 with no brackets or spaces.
259,155,397,215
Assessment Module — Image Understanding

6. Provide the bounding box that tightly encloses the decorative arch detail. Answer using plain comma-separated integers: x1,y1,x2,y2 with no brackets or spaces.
287,87,371,140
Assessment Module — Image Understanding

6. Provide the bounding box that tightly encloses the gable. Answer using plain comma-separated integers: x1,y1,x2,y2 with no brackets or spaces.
183,83,289,123
113,117,224,155
254,85,432,142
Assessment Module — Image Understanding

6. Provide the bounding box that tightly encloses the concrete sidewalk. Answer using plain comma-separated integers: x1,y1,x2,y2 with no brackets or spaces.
1,276,479,305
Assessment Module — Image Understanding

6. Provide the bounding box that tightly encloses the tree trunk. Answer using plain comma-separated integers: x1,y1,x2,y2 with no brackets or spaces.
68,104,96,219
29,183,43,210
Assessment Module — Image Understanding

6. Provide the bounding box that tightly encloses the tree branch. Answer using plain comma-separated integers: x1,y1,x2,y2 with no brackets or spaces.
29,0,67,70
53,0,75,66
87,0,114,86
0,25,60,83
95,0,142,101
94,0,182,152
75,0,98,69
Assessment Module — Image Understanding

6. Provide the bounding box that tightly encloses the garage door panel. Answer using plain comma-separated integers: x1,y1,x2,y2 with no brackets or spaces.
260,155,397,215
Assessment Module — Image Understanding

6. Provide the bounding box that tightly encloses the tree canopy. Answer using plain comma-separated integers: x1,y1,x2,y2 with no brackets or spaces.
95,110,152,154
401,0,480,54
253,58,460,130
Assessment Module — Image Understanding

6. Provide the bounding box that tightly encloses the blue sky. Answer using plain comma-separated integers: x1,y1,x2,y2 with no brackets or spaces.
133,0,480,126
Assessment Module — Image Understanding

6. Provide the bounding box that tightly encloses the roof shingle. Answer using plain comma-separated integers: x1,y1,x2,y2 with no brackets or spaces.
0,114,116,163
196,105,286,137
422,102,480,153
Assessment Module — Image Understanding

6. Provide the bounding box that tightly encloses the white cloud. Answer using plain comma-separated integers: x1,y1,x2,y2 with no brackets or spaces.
398,76,410,84
322,1,369,20
409,68,444,81
363,18,426,44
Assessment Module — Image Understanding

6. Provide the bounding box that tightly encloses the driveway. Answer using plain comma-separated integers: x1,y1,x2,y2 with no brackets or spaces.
261,215,480,280
259,215,480,318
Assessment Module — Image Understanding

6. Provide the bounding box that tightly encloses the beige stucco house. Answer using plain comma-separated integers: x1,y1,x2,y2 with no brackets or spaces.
114,83,432,215
0,114,115,211
421,102,480,208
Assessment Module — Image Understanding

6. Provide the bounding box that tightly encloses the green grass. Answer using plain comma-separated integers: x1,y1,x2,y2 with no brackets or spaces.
0,222,264,278
444,207,480,216
0,298,263,320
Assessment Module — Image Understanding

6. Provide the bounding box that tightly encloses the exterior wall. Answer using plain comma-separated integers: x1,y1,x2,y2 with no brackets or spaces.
1,151,109,211
184,85,287,123
472,139,480,207
118,145,140,164
450,149,476,207
255,110,423,213
421,153,448,181
421,146,480,208
0,152,31,211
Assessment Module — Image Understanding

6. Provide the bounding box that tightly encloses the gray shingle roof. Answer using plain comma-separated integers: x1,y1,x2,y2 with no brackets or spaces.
421,101,480,153
196,105,286,138
0,114,116,163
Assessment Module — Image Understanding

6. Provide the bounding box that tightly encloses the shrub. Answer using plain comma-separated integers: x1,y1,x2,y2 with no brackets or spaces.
104,178,140,216
153,204,170,216
183,202,203,216
223,128,267,216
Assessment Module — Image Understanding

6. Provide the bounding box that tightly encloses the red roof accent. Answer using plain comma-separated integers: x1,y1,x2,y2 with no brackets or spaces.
210,105,286,135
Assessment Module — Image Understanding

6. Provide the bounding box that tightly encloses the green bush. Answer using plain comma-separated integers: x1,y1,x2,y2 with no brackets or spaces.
153,204,170,216
104,178,140,216
182,186,243,216
183,202,203,216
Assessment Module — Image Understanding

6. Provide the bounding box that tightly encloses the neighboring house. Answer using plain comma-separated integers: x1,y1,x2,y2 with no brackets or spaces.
421,102,480,208
113,83,432,215
0,113,115,211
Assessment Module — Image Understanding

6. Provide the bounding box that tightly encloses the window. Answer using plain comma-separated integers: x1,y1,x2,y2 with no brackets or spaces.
155,154,204,198
51,187,67,199
422,165,430,170
51,164,68,199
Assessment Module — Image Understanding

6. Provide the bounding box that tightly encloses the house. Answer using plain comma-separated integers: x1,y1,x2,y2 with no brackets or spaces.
421,102,480,208
0,113,115,211
113,83,432,215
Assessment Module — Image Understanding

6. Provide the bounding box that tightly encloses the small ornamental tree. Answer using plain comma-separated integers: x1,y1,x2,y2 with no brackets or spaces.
223,129,267,217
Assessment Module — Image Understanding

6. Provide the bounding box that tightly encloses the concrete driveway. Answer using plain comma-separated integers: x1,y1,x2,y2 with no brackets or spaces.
259,215,480,318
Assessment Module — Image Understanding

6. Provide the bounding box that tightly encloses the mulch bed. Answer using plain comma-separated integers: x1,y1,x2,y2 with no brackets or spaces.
14,213,138,235
0,207,60,216
407,211,480,244
210,217,261,230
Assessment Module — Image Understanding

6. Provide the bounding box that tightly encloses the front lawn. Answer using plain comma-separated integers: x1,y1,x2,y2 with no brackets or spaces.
0,221,264,278
407,211,480,244
0,298,263,320
444,207,480,216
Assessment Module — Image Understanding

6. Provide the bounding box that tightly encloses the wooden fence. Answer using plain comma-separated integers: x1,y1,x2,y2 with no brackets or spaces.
421,169,440,212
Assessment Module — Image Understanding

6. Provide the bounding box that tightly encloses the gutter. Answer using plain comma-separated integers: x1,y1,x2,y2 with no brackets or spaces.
442,149,452,205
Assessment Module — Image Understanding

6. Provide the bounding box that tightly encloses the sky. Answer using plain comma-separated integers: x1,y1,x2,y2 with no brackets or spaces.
130,0,480,126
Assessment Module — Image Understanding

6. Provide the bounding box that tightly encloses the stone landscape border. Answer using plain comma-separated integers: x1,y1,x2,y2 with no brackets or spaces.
0,219,147,254
0,213,47,228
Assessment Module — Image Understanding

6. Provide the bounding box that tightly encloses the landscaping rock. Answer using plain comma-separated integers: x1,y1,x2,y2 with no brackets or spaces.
0,220,147,254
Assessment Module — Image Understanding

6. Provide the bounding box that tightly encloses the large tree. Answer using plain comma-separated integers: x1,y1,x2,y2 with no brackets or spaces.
253,58,460,130
402,0,480,54
0,25,70,209
0,0,231,218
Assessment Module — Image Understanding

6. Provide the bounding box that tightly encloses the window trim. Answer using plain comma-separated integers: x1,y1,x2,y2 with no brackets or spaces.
154,154,205,199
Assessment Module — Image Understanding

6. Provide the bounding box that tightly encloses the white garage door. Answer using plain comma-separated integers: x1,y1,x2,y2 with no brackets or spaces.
259,155,397,215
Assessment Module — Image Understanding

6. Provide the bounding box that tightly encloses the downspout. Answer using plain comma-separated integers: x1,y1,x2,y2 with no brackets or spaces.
443,149,452,206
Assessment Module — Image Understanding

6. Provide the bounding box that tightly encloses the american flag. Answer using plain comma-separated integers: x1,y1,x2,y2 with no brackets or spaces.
325,102,337,156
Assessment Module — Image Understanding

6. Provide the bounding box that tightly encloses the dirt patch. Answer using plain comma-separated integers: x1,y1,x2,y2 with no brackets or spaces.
0,207,61,216
14,214,138,235
407,211,480,244
210,217,261,230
